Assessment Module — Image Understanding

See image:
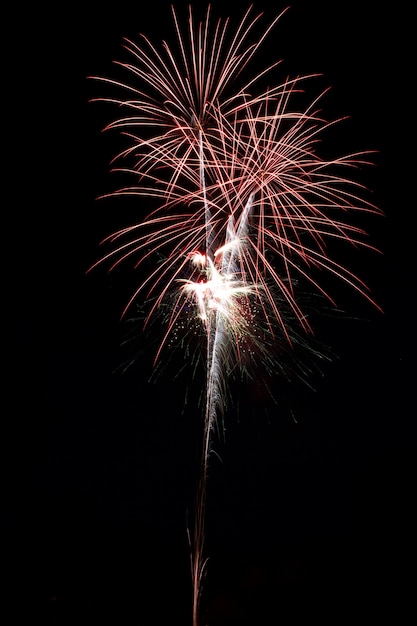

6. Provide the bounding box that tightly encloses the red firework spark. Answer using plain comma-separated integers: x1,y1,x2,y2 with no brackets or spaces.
88,4,382,363
88,6,383,625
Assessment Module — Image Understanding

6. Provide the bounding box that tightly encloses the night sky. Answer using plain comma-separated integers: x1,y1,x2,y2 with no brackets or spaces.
5,1,415,624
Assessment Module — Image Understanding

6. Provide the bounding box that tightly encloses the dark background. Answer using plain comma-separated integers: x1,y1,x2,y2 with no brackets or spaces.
5,1,415,624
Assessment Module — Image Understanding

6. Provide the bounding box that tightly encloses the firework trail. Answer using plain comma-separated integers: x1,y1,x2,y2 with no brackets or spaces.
88,5,382,624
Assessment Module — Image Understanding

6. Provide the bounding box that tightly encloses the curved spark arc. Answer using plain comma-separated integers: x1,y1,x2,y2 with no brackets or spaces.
88,6,383,626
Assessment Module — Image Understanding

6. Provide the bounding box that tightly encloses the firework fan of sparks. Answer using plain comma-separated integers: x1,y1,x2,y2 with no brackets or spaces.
89,4,382,357
88,4,383,625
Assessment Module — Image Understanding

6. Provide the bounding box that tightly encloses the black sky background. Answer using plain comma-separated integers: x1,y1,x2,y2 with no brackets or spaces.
5,1,416,624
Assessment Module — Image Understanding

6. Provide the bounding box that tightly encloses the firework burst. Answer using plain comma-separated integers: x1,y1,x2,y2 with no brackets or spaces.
88,5,382,624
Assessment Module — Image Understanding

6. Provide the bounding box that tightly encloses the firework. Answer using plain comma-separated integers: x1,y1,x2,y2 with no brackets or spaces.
88,5,382,624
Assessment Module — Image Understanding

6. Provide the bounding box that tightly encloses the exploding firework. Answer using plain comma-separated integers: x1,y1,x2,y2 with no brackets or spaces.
88,5,382,624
